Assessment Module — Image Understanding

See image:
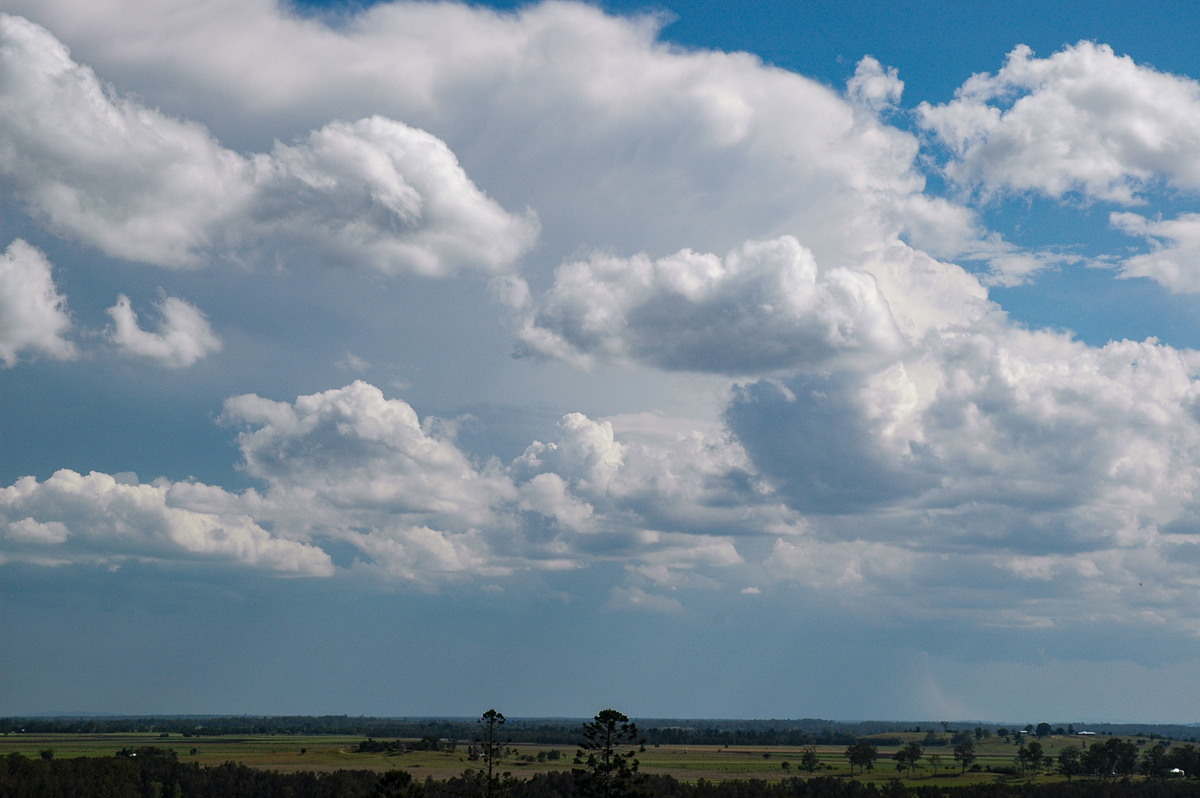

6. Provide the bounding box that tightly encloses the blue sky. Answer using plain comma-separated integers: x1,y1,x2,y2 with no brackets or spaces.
5,0,1200,724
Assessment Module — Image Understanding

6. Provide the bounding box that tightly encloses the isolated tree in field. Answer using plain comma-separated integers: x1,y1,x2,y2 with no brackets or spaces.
574,709,645,798
843,740,878,773
952,739,976,774
1035,723,1052,738
800,746,820,773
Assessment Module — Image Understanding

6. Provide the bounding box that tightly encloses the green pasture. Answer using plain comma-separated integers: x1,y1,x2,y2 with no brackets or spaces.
0,731,1163,786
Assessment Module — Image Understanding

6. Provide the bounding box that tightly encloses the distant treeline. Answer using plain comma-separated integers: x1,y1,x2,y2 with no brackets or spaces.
2,715,1196,745
0,716,862,746
0,716,860,744
4,749,1200,798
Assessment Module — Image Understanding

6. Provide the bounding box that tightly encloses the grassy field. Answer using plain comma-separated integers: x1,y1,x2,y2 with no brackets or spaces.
0,730,1161,786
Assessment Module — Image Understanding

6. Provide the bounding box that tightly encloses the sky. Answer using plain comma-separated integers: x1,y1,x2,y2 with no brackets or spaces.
4,0,1200,726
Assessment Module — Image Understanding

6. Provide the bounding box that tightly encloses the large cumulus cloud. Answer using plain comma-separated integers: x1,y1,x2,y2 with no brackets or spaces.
733,328,1200,525
4,1,952,273
729,326,1200,626
0,14,537,274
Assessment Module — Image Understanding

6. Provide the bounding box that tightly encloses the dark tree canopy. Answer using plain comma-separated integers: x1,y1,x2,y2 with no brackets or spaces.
843,740,878,773
1018,741,1045,775
952,739,976,773
891,742,922,774
573,709,645,798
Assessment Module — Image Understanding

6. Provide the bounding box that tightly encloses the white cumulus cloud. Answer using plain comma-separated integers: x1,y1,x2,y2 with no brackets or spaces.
222,380,516,530
510,236,909,375
0,14,537,274
846,55,903,110
258,117,539,275
728,324,1200,627
0,469,334,575
106,294,222,368
1111,211,1200,293
0,239,75,365
3,0,933,274
920,41,1200,203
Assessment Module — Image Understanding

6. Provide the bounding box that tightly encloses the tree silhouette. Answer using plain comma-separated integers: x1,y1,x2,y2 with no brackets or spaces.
474,709,511,798
573,709,644,798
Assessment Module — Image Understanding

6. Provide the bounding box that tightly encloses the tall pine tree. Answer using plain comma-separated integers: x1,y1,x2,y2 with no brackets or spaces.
573,709,644,798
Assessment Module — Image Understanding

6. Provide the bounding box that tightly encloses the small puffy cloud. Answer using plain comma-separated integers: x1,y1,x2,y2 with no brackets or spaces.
1111,211,1200,293
337,352,370,372
0,14,536,274
846,56,903,110
511,236,908,375
0,239,74,365
920,42,1200,203
0,469,334,575
4,517,70,545
517,472,596,534
607,585,682,613
765,537,917,593
106,294,222,368
513,412,625,496
349,525,508,582
514,409,781,540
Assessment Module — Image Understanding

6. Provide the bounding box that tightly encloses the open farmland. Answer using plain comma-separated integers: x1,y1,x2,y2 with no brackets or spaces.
0,730,1174,786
